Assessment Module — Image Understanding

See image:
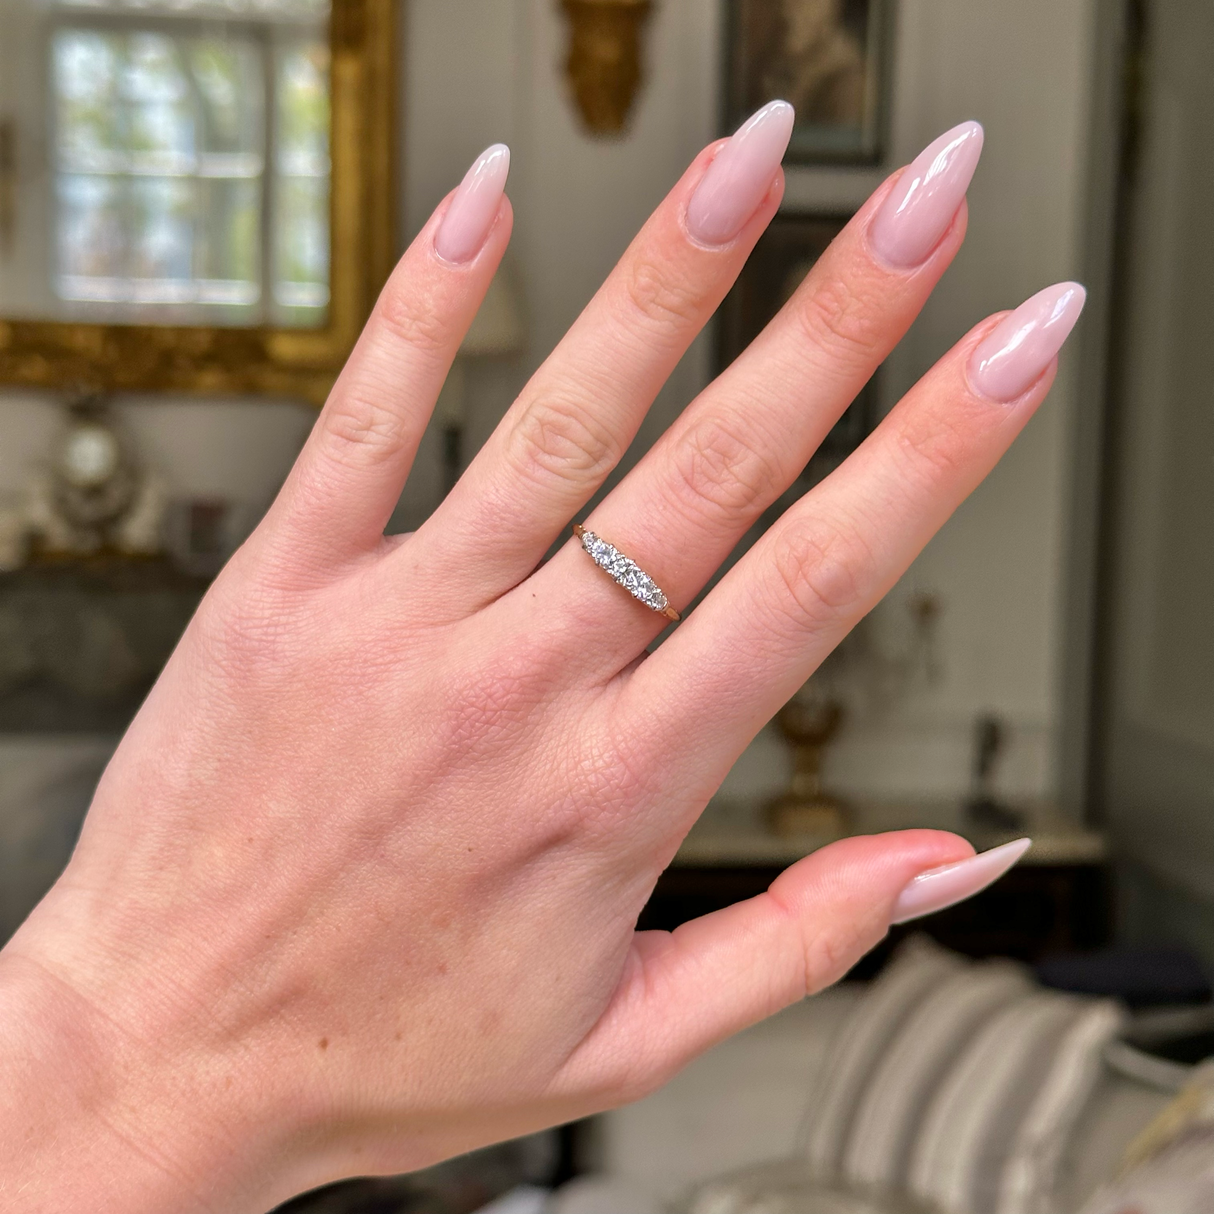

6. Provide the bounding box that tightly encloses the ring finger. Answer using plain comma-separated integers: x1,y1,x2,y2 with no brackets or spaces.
522,122,985,665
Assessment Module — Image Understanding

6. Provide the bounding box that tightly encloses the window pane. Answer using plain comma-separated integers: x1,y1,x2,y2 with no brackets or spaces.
129,175,194,288
272,40,330,324
56,0,329,15
273,174,328,311
189,39,263,159
196,178,260,286
54,30,124,172
190,38,265,322
123,33,195,174
276,41,329,173
57,174,126,297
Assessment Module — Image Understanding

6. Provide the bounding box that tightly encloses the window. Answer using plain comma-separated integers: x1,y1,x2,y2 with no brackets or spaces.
51,0,331,328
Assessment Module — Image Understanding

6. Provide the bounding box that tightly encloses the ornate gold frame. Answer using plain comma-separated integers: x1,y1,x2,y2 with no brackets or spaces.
0,0,396,407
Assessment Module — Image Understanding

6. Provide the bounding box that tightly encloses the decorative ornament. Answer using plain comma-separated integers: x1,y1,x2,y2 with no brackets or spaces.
559,0,653,136
765,696,849,838
24,395,165,558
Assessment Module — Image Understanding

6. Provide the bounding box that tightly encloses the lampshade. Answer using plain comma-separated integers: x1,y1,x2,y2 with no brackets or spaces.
460,258,527,357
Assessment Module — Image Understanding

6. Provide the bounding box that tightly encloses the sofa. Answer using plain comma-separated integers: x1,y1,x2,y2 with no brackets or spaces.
585,936,1206,1214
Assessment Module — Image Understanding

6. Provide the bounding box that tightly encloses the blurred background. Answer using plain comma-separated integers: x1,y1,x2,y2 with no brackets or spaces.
0,0,1209,1210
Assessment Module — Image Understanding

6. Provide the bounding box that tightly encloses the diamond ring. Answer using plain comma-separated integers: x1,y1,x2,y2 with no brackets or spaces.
574,524,680,621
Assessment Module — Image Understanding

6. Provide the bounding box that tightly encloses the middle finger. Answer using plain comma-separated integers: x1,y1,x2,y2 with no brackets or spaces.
407,101,796,609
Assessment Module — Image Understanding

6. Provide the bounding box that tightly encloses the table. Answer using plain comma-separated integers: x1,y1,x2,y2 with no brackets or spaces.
640,801,1111,971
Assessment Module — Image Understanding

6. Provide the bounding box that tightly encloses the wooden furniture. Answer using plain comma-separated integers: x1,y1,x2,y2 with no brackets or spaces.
0,555,209,731
640,801,1111,974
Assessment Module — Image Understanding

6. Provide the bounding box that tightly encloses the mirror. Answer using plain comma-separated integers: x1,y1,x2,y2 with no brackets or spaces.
0,0,395,403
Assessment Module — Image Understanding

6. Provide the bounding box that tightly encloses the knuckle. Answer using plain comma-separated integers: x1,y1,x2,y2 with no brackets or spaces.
668,414,785,524
566,715,660,840
768,878,879,998
436,646,556,760
796,276,884,363
895,407,969,487
620,255,702,338
802,920,851,992
375,283,453,356
194,579,301,685
505,392,623,489
321,392,409,468
768,516,871,629
799,903,886,995
569,742,649,838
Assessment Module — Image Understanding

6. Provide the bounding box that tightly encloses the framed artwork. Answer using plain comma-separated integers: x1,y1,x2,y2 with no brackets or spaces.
717,212,874,474
725,0,889,164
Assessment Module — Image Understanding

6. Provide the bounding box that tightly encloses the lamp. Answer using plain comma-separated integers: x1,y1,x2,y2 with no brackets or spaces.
434,258,527,496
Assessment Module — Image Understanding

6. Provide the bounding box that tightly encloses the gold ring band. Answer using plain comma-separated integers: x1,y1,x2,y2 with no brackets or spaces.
573,524,680,622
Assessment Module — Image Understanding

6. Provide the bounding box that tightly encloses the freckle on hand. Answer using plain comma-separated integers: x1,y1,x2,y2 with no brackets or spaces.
318,1037,329,1051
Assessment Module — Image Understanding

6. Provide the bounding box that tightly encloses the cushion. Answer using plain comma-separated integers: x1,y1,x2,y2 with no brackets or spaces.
907,991,1092,1214
801,935,964,1175
997,999,1125,1212
842,960,1032,1192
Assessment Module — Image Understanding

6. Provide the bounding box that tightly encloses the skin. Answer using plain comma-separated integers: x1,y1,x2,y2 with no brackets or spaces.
0,138,1057,1212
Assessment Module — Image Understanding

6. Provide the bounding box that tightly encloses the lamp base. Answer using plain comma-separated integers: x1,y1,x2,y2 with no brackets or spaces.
766,794,848,839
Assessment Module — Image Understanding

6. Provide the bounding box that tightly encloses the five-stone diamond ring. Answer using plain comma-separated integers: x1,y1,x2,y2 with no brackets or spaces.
573,524,680,622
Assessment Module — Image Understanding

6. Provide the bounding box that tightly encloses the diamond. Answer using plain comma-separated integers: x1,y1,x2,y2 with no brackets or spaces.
577,527,672,615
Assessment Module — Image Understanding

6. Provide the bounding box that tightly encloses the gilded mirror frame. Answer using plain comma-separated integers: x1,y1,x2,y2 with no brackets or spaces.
0,0,396,407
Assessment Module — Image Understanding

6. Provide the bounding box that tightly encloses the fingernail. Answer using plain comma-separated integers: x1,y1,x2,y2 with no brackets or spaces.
434,143,511,265
891,838,1032,924
685,100,795,246
869,121,984,268
968,282,1086,401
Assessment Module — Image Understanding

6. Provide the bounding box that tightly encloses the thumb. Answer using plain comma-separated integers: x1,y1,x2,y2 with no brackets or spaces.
561,830,1024,1105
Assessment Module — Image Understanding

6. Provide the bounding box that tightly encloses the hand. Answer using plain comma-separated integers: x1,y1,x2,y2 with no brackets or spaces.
0,107,1081,1212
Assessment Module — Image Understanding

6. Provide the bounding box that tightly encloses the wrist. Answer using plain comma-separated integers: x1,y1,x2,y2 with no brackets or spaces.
0,908,296,1213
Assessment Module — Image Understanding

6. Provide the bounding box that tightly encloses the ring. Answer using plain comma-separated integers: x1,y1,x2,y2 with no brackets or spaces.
574,524,680,621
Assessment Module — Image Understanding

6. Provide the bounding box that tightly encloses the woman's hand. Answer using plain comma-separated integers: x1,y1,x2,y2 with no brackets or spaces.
0,106,1082,1212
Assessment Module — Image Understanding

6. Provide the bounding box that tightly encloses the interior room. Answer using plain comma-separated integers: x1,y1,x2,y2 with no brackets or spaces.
0,0,1210,1210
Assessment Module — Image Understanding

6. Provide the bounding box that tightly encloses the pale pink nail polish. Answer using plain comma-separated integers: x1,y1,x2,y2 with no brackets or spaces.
869,121,984,268
434,143,511,265
891,838,1032,924
685,101,795,247
968,282,1086,402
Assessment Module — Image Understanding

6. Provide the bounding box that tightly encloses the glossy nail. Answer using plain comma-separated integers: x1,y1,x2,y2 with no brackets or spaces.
891,838,1032,924
686,100,795,246
869,121,984,268
434,143,511,265
968,282,1086,401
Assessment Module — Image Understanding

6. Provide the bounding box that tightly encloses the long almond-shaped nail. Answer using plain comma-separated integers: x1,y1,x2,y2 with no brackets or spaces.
685,101,795,247
968,282,1086,401
434,143,510,265
869,121,984,268
891,838,1031,924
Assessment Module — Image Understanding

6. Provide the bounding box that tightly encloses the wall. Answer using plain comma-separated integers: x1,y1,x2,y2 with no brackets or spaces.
0,0,1101,871
398,0,1100,810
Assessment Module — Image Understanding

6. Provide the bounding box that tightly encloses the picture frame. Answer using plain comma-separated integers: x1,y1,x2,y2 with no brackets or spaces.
725,0,890,165
0,0,397,407
717,211,874,472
